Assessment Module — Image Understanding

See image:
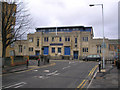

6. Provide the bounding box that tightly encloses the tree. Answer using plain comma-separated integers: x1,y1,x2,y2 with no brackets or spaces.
1,0,31,67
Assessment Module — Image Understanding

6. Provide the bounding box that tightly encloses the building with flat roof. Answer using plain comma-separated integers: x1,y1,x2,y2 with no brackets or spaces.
14,25,119,60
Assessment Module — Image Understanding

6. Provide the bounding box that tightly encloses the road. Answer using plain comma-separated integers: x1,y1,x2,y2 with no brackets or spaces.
2,60,98,89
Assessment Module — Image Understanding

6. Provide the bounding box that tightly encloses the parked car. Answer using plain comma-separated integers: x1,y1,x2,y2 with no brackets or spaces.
83,55,101,61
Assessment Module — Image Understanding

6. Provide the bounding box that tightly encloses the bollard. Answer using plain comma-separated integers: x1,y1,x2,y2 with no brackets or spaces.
26,59,29,68
38,58,40,66
99,61,101,72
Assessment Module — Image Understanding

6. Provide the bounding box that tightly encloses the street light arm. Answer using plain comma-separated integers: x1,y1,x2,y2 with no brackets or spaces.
89,4,103,7
89,4,94,7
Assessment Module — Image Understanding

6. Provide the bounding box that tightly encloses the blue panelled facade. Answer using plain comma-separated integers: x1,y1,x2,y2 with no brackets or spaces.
64,47,70,55
43,46,49,55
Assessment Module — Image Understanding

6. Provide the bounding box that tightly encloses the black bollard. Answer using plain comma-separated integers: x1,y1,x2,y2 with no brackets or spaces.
26,59,29,68
38,59,40,66
99,61,101,72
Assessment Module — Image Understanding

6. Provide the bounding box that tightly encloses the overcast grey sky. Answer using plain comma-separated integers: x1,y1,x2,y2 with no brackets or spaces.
24,0,119,39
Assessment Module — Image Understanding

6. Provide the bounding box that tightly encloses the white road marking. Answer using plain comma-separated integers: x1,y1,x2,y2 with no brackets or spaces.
14,85,24,88
34,70,38,71
62,66,71,70
44,70,50,73
3,82,26,89
69,61,75,64
39,76,44,78
46,70,58,76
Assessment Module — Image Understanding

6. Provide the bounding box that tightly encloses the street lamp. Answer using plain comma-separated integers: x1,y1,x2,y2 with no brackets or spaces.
89,4,105,69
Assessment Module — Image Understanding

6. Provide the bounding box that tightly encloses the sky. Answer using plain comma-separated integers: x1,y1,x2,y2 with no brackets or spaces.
24,0,119,39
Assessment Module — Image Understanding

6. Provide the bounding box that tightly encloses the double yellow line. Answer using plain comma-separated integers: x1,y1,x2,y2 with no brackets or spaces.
77,65,98,88
77,79,88,88
88,65,98,77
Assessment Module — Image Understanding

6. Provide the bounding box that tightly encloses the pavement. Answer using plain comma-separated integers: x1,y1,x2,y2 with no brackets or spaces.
89,63,119,89
2,60,50,74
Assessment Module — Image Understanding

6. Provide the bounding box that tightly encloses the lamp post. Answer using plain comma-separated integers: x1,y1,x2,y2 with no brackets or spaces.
89,4,105,69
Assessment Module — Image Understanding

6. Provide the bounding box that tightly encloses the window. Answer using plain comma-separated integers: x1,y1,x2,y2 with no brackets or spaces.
75,45,77,47
114,45,117,50
44,37,48,42
37,39,39,47
52,37,54,42
10,43,14,47
83,37,88,42
29,47,33,52
100,46,101,53
109,45,111,50
65,37,70,42
83,48,88,52
65,37,67,41
58,48,61,53
19,45,22,53
97,45,101,53
52,47,55,53
75,38,77,43
68,37,70,41
59,37,62,42
29,37,33,42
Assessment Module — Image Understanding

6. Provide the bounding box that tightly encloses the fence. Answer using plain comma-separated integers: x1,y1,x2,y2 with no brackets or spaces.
4,56,28,67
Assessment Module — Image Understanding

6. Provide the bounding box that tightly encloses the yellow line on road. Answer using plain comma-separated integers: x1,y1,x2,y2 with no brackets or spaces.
77,80,86,88
90,65,98,76
88,65,98,76
77,65,98,89
81,80,88,88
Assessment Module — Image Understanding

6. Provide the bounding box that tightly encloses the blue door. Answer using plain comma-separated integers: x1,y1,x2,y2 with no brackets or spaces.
64,46,70,55
74,51,78,59
44,46,49,55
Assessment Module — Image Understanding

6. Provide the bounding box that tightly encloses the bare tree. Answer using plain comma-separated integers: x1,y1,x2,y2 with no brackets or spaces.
1,0,31,67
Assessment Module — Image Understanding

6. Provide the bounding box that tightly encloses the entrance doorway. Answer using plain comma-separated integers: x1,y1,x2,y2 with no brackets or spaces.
74,51,78,59
35,51,40,56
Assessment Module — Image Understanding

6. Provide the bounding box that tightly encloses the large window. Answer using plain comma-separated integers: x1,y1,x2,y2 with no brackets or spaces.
29,47,33,52
83,37,88,42
83,48,88,52
52,37,54,42
65,37,70,42
58,48,61,53
29,37,33,42
19,45,22,53
44,37,48,42
97,45,101,53
75,38,77,43
52,47,55,53
37,39,39,47
59,37,62,42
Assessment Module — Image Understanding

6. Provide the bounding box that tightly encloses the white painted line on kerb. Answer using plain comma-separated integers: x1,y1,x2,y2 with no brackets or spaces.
87,70,98,88
3,82,26,89
62,66,71,70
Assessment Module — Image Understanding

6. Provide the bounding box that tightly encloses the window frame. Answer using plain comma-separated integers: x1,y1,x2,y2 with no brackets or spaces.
58,48,61,53
52,47,55,53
